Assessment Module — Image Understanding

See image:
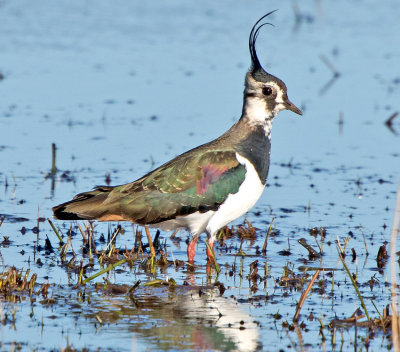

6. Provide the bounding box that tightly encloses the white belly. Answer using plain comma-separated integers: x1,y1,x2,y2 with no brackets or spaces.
151,210,215,236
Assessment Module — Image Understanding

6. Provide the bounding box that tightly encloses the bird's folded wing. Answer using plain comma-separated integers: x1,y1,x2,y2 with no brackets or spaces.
107,150,247,224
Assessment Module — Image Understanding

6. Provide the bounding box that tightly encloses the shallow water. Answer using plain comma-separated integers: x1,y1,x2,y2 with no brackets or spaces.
1,0,400,351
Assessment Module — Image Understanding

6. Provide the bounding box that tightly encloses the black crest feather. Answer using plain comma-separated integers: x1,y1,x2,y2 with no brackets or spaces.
249,10,277,71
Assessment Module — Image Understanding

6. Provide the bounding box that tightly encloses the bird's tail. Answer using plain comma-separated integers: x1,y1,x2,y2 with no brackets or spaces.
52,186,114,220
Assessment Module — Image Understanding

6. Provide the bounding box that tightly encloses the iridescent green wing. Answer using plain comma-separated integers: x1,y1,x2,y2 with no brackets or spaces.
110,150,247,224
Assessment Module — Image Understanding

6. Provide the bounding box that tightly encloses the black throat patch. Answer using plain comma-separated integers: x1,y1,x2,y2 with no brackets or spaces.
234,125,271,184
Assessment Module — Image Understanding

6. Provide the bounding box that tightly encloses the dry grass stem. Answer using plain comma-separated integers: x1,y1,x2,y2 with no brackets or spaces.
205,240,220,274
293,269,320,322
385,112,399,134
338,246,370,320
105,226,121,251
262,217,275,253
145,226,156,257
298,238,321,259
390,183,400,351
320,55,340,77
361,232,369,255
47,218,63,244
77,223,87,243
170,229,178,239
51,143,57,175
82,258,127,284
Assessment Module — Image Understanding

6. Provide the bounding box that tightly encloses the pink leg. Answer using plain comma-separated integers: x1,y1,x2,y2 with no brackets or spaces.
206,239,215,264
187,237,198,264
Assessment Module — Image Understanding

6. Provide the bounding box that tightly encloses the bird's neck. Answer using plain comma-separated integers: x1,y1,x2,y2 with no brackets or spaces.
241,96,275,137
228,108,272,185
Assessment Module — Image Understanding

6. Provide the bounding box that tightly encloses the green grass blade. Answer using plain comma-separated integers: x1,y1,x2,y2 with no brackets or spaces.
337,246,370,320
82,259,127,284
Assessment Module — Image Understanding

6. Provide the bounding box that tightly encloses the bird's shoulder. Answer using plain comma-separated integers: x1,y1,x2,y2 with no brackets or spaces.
118,143,245,195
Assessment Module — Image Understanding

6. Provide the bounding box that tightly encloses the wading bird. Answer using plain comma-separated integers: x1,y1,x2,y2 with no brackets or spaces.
53,11,302,265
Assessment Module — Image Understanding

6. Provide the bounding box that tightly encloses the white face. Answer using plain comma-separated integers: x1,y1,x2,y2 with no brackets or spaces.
267,81,287,115
242,72,301,134
242,75,287,134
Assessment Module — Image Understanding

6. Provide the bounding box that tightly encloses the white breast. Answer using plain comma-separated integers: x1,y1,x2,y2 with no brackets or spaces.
206,152,265,239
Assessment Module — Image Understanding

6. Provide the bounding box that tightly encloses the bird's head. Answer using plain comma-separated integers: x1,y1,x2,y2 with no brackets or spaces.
242,11,302,128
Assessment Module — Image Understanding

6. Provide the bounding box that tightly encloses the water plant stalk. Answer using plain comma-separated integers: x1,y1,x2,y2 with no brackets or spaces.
390,183,400,351
51,143,57,175
205,240,220,274
293,269,320,322
145,226,156,258
82,258,127,284
262,217,274,253
47,218,63,244
337,247,370,320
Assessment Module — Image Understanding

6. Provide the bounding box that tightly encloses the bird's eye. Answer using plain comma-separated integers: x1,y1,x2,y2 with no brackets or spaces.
262,86,273,96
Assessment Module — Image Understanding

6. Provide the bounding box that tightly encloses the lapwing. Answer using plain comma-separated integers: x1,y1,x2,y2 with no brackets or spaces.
52,11,302,264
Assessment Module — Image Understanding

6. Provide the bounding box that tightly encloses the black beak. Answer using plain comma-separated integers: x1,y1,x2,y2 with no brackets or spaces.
285,99,302,116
